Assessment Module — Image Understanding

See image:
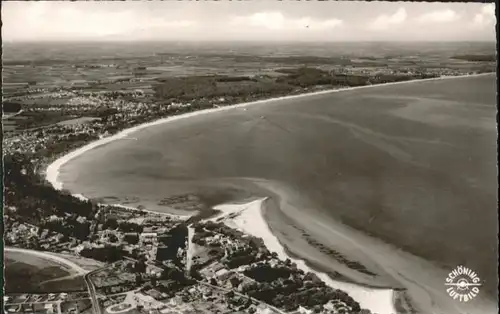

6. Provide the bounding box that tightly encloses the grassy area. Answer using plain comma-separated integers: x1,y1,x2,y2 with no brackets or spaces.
2,119,21,132
11,111,81,129
4,254,71,293
39,275,87,292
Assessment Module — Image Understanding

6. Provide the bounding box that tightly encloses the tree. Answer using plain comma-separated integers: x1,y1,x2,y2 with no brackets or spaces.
134,259,147,273
119,221,143,233
135,274,143,285
108,233,118,243
103,217,118,230
124,233,139,244
80,246,125,262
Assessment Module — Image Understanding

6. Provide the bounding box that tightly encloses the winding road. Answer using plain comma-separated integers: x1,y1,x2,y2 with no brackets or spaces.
84,262,116,314
84,270,101,314
5,247,87,275
5,247,103,314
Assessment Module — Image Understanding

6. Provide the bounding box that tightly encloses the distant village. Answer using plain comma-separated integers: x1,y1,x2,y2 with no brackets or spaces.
3,62,481,160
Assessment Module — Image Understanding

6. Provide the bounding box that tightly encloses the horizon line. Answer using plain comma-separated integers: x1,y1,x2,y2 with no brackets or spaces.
3,39,497,44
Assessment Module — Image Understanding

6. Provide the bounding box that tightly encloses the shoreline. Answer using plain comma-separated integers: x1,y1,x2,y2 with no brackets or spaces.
42,72,493,313
44,72,493,197
70,192,188,221
211,198,396,314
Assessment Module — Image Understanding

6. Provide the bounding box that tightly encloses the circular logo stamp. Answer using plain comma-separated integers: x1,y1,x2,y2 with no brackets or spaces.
444,265,481,302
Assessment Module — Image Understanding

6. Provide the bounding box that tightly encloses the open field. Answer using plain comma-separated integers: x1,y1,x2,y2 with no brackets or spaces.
2,42,494,137
3,42,494,97
4,253,71,293
4,249,88,293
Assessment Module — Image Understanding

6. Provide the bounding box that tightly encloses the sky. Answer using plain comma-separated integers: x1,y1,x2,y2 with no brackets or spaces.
1,1,496,42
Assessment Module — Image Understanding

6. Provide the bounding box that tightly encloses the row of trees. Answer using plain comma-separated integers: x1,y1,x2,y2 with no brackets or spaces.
240,274,362,312
80,245,127,262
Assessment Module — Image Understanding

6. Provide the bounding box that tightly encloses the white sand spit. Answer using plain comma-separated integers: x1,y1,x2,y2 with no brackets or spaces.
212,198,396,314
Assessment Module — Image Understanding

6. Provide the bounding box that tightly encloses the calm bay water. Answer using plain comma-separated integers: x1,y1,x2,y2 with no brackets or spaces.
60,75,497,312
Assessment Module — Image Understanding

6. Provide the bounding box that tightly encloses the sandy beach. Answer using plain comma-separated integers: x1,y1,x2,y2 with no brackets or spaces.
45,72,491,195
211,198,396,314
44,72,496,314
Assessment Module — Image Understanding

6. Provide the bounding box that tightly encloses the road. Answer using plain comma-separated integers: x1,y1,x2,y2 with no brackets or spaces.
2,109,24,120
5,247,94,314
5,248,121,314
84,262,117,314
5,247,87,275
5,247,114,314
84,271,101,314
40,273,84,286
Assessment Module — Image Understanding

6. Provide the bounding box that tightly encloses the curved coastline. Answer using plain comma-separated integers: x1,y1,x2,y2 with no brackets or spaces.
211,198,397,314
44,72,494,314
45,72,493,193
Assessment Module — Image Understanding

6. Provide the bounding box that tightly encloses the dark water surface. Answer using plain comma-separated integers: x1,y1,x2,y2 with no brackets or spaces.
60,75,497,310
